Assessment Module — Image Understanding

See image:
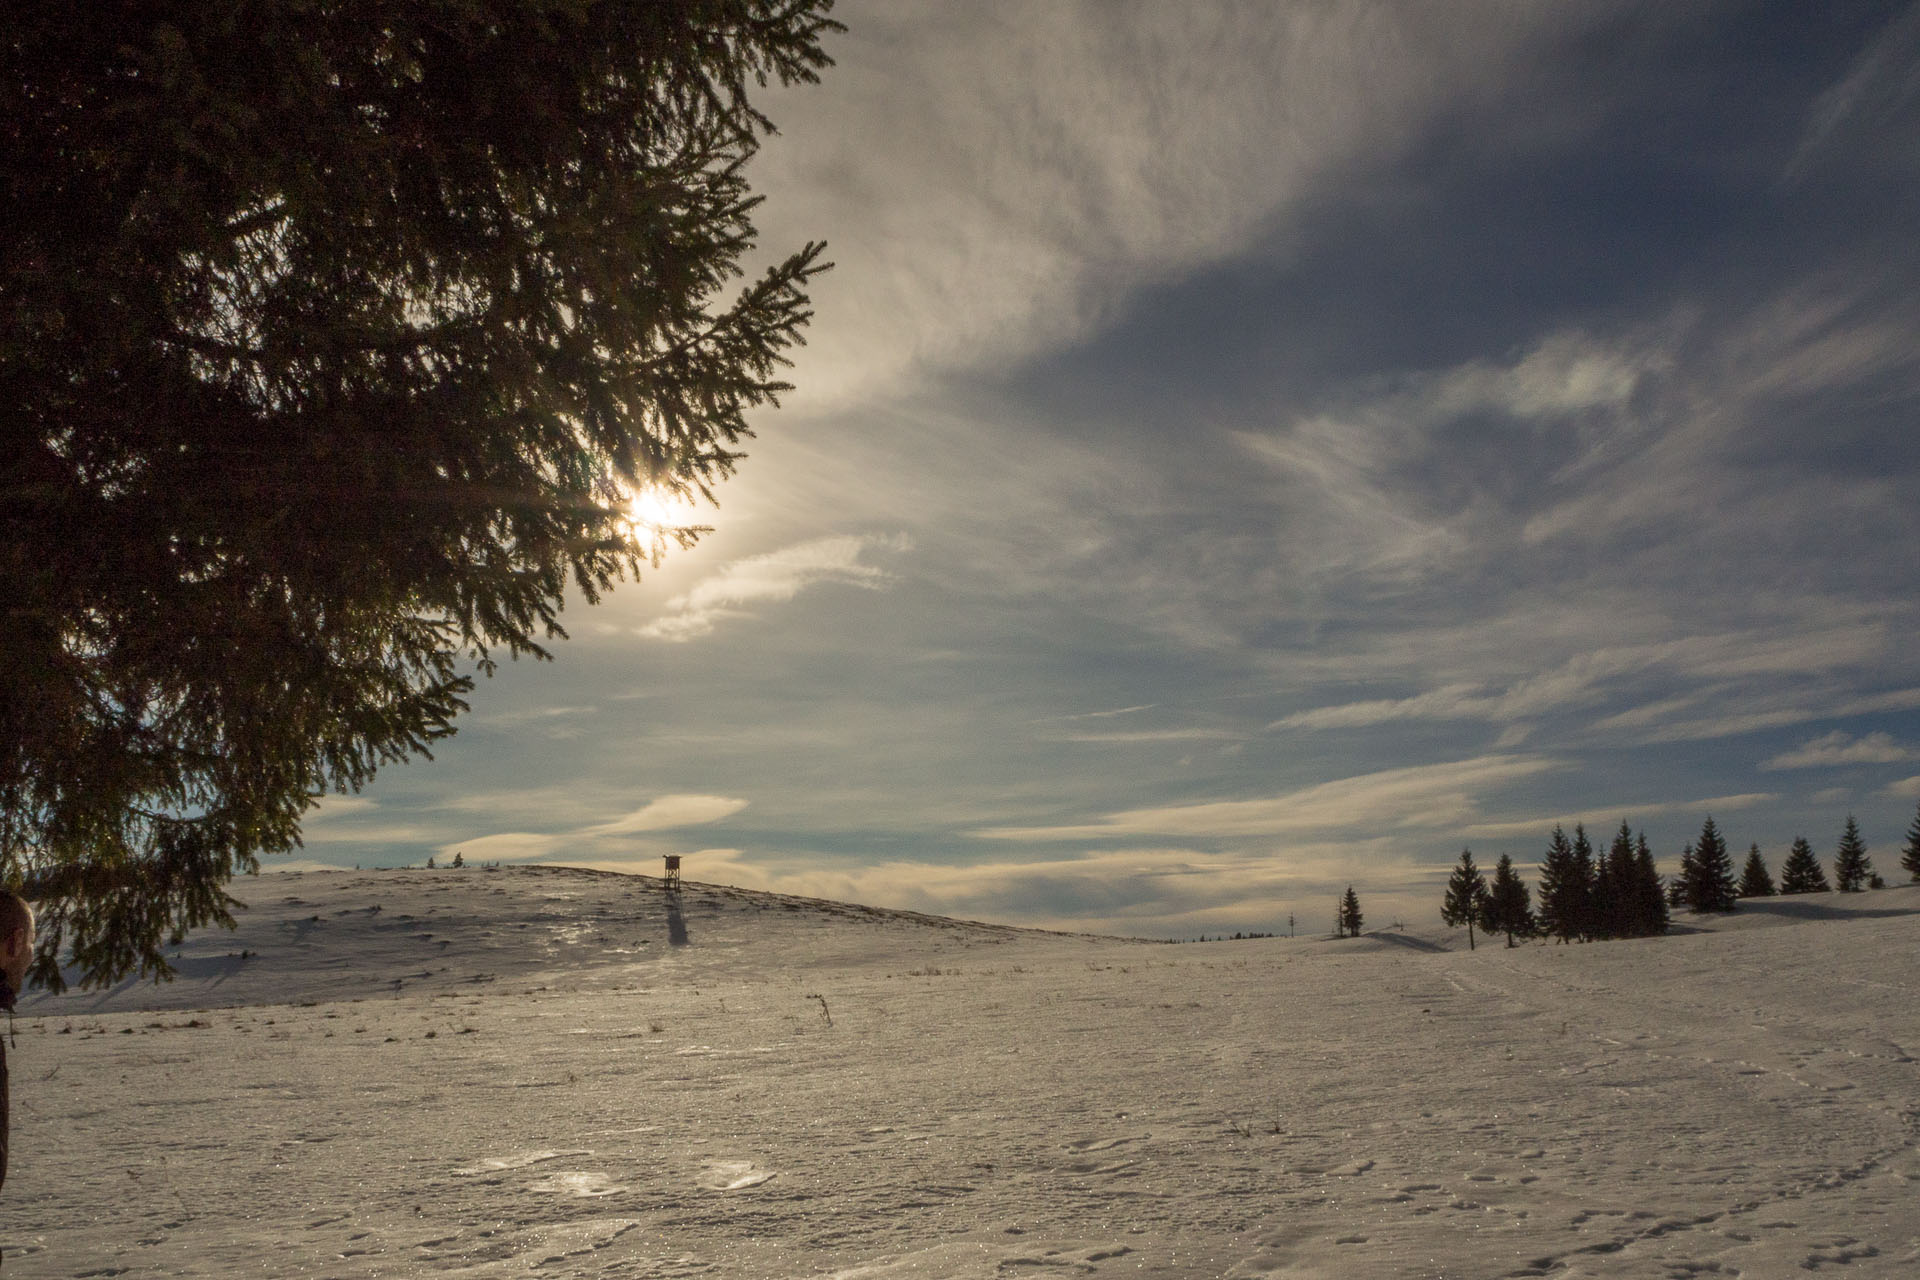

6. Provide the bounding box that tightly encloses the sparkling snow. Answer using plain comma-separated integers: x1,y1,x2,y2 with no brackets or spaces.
5,866,1917,1277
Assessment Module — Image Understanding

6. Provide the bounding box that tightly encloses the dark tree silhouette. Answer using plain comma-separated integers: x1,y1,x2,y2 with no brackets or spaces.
1569,823,1599,939
1632,832,1670,936
1903,802,1920,883
1536,825,1587,943
1339,886,1364,939
1597,823,1636,939
2,1,841,989
1833,815,1872,892
1778,837,1830,894
1738,844,1776,898
1441,848,1490,950
1486,854,1535,947
1682,817,1738,913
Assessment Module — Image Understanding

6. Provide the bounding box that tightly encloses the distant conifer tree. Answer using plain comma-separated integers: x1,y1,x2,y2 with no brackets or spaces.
1536,825,1584,942
1738,844,1775,897
1682,817,1737,913
1569,824,1599,939
1903,802,1920,883
1487,854,1535,947
1778,836,1830,894
1597,823,1635,939
1442,848,1491,950
1833,815,1872,892
1339,886,1364,939
1632,833,1670,935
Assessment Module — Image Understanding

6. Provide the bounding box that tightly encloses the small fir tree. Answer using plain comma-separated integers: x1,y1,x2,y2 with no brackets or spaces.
1682,817,1738,913
1570,824,1599,940
1632,833,1670,936
1599,823,1638,939
1833,815,1872,892
1487,854,1535,947
1902,801,1920,882
1778,836,1830,894
1340,886,1364,939
1738,844,1776,897
1536,825,1584,943
1442,848,1491,950
1674,841,1697,910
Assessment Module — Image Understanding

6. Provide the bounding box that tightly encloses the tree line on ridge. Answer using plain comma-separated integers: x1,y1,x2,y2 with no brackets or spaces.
1440,802,1920,950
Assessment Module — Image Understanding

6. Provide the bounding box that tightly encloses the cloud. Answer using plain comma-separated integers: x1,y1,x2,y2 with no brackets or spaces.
580,795,750,836
1275,629,1891,735
1785,1,1920,181
1642,688,1920,744
1763,731,1914,770
1048,729,1242,745
975,755,1558,842
1458,793,1778,843
638,534,909,641
443,794,750,863
1883,776,1920,799
450,832,567,862
303,795,379,822
753,2,1607,405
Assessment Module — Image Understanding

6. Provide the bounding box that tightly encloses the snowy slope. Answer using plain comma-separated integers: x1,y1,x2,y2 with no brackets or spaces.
3,867,1916,1278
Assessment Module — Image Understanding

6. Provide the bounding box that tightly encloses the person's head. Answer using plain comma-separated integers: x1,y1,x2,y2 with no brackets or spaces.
0,891,34,994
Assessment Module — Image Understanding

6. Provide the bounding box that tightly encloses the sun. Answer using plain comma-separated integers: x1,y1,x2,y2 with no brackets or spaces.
624,484,695,530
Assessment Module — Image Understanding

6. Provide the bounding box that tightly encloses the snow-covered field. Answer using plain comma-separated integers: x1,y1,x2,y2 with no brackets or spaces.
4,866,1916,1278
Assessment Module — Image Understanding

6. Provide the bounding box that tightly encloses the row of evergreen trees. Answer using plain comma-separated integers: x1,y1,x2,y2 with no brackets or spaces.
1442,802,1920,950
1443,822,1668,949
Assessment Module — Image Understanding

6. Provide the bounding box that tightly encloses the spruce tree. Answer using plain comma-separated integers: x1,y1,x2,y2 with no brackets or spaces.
1738,844,1775,897
1570,824,1599,940
1487,854,1535,947
1833,815,1872,892
1340,886,1364,939
1441,848,1491,950
1536,826,1583,942
2,1,841,990
1904,805,1920,886
1903,801,1920,883
1674,841,1697,910
1599,822,1638,939
1778,837,1830,894
1632,833,1670,935
1682,817,1738,913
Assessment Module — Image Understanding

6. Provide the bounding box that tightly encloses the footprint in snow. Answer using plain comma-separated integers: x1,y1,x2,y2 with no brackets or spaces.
1063,1133,1149,1152
453,1149,591,1176
700,1159,776,1191
526,1171,626,1198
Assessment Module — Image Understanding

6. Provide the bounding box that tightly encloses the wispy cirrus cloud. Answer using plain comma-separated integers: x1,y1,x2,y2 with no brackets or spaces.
638,534,910,641
580,795,751,837
975,755,1558,842
1762,731,1914,771
755,2,1613,405
1458,793,1779,844
439,794,750,864
1274,628,1892,734
1634,688,1920,744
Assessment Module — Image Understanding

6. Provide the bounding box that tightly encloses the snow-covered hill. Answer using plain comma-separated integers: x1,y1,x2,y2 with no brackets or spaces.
4,867,1917,1277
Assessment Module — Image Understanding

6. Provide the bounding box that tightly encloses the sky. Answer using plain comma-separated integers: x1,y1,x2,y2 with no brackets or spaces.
297,0,1920,937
